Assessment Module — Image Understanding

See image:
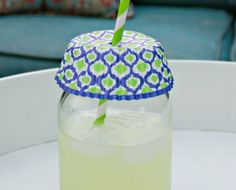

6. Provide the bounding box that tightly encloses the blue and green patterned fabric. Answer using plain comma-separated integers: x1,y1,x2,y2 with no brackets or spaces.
55,30,173,100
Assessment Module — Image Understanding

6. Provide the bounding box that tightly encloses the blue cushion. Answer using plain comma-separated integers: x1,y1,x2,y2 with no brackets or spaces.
0,15,114,59
230,22,236,61
0,6,232,60
127,7,232,60
220,20,234,61
0,55,58,77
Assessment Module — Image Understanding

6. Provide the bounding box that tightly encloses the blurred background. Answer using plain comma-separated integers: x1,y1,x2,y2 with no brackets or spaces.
0,0,235,78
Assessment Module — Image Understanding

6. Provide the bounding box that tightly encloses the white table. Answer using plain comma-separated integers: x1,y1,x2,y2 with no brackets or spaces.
0,60,236,190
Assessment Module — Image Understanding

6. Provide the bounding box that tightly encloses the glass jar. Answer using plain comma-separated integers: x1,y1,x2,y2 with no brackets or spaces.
58,92,172,190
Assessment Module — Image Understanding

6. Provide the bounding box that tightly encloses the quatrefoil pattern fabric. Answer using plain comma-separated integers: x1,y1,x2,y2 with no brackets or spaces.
55,30,174,100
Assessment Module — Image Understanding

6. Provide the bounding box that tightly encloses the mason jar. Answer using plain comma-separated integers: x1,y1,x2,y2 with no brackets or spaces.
58,92,172,190
55,29,174,190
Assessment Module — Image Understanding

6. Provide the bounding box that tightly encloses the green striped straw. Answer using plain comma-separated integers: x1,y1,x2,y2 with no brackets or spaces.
112,0,130,46
94,0,130,126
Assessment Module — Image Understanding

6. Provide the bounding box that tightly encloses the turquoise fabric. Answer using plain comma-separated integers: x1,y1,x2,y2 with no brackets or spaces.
133,0,236,8
127,7,232,60
230,22,236,61
219,17,234,61
0,15,114,59
0,55,58,77
0,6,232,61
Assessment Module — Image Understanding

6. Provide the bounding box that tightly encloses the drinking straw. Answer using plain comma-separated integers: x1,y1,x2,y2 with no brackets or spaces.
112,0,130,46
94,0,130,126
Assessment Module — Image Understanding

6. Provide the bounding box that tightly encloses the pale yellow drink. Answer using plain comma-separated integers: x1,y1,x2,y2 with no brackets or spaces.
59,109,172,190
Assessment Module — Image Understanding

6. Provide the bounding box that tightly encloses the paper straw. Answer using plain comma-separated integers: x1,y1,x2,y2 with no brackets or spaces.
112,0,130,46
94,99,107,126
94,0,130,126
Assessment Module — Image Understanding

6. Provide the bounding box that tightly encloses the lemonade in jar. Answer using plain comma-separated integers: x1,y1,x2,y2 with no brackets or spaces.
55,2,174,190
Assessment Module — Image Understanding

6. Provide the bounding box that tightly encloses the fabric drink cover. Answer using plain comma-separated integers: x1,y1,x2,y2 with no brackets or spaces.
55,30,174,101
